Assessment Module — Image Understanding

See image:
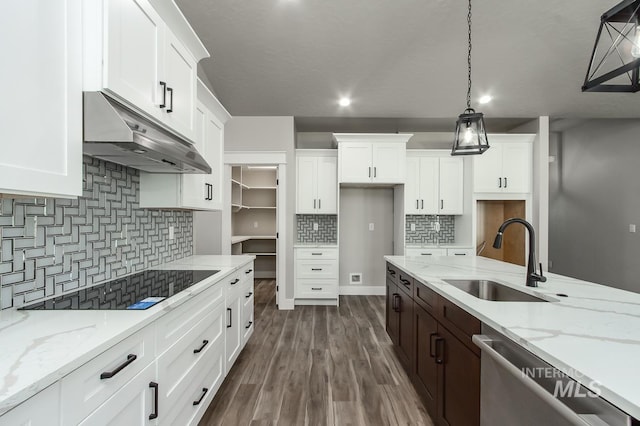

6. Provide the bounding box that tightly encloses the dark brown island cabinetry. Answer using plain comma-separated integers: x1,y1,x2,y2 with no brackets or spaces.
385,262,481,426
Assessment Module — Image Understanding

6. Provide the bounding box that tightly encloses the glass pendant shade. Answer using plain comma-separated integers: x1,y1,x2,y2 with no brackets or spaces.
451,108,489,156
583,0,640,92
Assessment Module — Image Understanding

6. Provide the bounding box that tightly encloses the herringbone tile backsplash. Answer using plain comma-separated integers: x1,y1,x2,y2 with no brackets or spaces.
405,215,455,245
0,156,193,309
296,215,338,244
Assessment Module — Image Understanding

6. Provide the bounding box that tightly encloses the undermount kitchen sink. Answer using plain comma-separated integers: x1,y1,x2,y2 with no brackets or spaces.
443,279,549,302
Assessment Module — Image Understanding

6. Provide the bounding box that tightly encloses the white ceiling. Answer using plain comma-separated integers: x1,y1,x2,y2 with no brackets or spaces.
176,0,640,121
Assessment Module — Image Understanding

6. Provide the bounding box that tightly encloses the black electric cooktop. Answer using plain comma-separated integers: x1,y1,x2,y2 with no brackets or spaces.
20,269,219,311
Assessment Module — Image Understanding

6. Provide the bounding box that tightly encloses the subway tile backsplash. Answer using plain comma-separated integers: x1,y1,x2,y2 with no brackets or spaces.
296,214,338,244
405,215,455,245
0,156,193,309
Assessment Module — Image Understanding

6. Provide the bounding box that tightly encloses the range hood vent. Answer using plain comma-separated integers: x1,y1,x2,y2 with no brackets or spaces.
83,92,211,174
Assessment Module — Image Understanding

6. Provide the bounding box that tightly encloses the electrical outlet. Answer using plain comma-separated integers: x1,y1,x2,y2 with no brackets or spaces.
253,221,258,228
548,260,553,269
313,223,319,231
410,223,416,232
369,223,374,231
168,226,175,240
630,224,636,233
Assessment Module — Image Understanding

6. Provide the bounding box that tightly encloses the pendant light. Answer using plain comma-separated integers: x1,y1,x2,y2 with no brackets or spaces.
582,0,640,92
451,0,489,156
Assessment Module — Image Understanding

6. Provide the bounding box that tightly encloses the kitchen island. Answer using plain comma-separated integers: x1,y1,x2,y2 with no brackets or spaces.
385,255,640,422
0,255,255,423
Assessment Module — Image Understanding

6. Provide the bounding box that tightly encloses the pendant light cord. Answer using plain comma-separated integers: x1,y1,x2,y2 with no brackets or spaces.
467,0,473,110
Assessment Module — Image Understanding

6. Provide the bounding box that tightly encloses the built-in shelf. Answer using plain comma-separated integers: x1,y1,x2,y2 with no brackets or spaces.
231,204,276,211
231,235,277,244
231,179,249,189
244,252,276,256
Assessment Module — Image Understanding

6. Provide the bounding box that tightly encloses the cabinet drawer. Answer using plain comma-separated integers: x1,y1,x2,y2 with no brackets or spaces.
226,270,243,291
295,248,338,260
296,279,337,299
156,280,224,355
242,298,254,344
397,271,414,296
296,261,338,279
414,281,438,312
60,326,155,425
386,262,399,284
157,302,225,416
446,248,475,257
240,263,255,284
405,248,447,257
438,297,481,351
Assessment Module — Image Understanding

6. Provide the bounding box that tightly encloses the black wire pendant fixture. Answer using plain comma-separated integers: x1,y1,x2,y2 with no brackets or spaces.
451,0,489,156
583,0,640,92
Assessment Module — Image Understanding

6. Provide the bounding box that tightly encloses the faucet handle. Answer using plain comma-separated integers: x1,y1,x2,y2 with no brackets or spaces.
531,263,547,283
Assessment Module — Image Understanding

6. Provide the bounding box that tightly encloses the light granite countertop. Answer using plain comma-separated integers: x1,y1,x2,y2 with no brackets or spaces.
0,255,255,416
384,255,640,419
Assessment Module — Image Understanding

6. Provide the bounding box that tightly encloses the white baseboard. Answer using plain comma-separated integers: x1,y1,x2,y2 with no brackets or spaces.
278,298,295,310
339,285,386,296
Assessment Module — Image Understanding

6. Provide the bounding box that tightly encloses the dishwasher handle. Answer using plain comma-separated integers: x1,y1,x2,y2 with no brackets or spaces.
472,335,589,426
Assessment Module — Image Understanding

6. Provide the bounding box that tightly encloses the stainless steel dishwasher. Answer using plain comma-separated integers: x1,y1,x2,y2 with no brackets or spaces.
474,326,639,426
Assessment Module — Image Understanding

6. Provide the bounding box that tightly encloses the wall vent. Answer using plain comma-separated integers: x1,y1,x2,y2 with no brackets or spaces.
350,273,362,284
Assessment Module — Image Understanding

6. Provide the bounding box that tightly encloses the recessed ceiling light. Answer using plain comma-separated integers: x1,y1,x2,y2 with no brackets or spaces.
478,95,492,104
338,97,351,107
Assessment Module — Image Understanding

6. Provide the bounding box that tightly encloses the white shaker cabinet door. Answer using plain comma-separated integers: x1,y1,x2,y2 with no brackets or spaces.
438,157,464,214
104,0,163,120
181,102,208,209
501,142,532,193
316,156,337,214
419,157,439,214
296,156,318,213
161,29,197,141
372,143,405,183
225,291,243,373
404,157,421,214
473,143,502,192
339,143,372,183
0,0,82,198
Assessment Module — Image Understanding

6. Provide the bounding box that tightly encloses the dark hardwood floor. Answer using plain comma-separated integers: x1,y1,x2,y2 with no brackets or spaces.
199,279,433,426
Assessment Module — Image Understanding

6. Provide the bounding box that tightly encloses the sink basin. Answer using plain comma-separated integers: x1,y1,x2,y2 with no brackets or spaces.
443,279,548,302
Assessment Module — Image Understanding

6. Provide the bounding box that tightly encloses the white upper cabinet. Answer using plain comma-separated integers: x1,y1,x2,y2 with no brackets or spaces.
0,0,83,198
140,79,230,210
84,0,208,142
473,134,534,194
296,151,337,214
404,152,463,215
335,134,412,184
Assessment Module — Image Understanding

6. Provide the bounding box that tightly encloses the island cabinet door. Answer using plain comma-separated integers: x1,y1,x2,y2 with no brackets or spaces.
414,303,438,419
437,325,480,426
386,279,399,345
396,288,415,373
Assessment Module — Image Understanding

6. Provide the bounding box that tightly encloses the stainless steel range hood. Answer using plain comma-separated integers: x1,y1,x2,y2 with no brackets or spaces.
83,92,211,174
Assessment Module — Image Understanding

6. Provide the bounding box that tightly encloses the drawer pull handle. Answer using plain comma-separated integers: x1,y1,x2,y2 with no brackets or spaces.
231,278,240,285
400,278,411,286
245,321,253,329
227,308,232,328
311,268,323,271
245,269,253,274
149,382,159,420
193,387,209,406
100,354,137,379
159,81,167,108
387,269,396,275
454,253,466,256
421,253,433,256
246,292,253,298
311,253,322,255
429,333,439,358
193,340,209,354
311,287,322,290
435,337,445,364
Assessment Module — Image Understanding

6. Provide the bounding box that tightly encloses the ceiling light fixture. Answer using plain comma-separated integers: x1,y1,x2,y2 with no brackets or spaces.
583,0,640,92
338,97,351,107
478,95,492,104
451,0,489,156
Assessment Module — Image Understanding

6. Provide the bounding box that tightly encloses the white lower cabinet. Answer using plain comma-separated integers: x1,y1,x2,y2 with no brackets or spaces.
78,362,158,426
1,260,255,426
294,248,339,302
0,383,60,426
405,248,447,257
447,248,475,257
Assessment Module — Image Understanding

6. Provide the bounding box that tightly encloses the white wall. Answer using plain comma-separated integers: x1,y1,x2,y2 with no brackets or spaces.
549,119,640,293
339,188,395,290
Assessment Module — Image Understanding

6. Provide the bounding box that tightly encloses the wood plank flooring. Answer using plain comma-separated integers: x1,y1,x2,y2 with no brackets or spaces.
199,280,433,426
